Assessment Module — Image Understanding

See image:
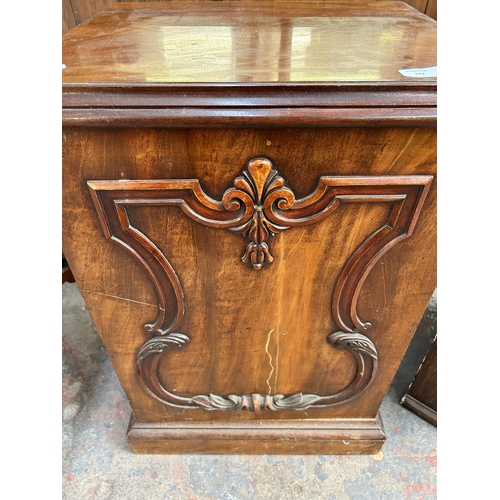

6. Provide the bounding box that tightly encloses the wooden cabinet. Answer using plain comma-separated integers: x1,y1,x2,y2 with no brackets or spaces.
62,1,436,454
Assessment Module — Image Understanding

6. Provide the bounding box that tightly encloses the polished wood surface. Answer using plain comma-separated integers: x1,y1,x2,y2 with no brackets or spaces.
62,1,438,36
127,414,386,454
62,1,437,128
62,1,436,84
62,1,436,454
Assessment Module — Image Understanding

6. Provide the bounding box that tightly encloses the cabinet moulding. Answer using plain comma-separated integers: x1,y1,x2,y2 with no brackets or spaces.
88,157,432,412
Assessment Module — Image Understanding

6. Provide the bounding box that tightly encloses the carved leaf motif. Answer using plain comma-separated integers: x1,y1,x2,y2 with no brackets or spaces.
328,331,378,360
267,175,285,193
136,333,190,364
273,392,323,408
188,392,326,411
192,394,238,410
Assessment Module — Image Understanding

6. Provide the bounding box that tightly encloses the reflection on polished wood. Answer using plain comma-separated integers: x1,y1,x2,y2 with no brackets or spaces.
62,1,436,84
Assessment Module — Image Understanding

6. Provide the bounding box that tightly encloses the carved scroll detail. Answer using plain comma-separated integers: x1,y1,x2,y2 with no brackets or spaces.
136,331,378,411
87,157,433,412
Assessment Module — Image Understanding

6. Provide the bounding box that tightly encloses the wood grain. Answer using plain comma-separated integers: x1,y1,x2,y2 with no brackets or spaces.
425,0,436,19
62,1,436,84
127,413,386,454
63,126,437,424
62,0,438,35
62,0,77,34
401,0,428,14
62,2,436,128
62,107,437,128
70,0,112,24
62,83,437,110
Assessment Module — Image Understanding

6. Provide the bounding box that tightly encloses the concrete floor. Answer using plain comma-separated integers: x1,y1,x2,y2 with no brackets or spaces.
62,282,437,499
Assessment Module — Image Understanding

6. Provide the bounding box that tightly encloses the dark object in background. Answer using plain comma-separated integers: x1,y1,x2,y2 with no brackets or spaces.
401,337,437,426
62,256,75,284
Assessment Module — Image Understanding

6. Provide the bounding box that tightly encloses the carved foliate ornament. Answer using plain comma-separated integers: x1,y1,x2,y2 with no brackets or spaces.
224,158,292,269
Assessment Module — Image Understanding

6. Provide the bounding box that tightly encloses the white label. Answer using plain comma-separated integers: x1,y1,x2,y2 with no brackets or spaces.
398,66,437,78
62,64,66,69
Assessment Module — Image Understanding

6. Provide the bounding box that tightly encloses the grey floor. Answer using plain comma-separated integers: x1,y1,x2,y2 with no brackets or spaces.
62,283,437,499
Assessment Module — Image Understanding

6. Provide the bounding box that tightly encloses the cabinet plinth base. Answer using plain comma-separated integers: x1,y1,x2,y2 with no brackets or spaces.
126,412,386,455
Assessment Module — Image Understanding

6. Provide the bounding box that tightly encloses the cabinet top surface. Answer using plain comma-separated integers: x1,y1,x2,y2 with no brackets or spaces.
62,1,436,86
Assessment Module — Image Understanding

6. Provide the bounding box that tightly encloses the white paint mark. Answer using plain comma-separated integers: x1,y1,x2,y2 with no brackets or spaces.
265,328,275,394
274,333,280,393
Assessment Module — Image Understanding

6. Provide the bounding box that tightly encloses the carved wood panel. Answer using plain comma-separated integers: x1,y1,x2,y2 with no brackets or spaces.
88,157,432,412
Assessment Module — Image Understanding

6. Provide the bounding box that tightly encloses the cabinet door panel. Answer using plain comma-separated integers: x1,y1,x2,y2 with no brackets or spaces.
63,127,436,423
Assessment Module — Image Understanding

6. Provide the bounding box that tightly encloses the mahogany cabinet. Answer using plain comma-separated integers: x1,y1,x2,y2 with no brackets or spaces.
62,1,437,454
